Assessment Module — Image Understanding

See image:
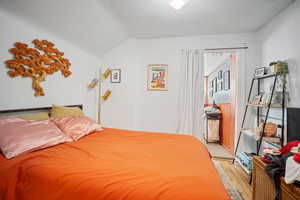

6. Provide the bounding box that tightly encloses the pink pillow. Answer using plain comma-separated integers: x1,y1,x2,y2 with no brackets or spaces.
0,117,69,159
52,116,103,141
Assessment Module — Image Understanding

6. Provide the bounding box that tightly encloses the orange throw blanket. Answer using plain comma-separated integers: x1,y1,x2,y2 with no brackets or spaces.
0,128,229,200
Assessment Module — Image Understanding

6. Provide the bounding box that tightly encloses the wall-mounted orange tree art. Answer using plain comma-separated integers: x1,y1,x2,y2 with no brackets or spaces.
4,39,72,96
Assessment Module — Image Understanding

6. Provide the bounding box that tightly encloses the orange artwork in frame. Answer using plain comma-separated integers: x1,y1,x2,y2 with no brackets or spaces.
147,64,168,91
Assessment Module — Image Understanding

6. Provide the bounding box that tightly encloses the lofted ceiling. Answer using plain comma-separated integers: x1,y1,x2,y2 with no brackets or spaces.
0,0,295,57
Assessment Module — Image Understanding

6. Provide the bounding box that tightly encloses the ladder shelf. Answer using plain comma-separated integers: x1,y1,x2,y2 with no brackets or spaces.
233,72,286,174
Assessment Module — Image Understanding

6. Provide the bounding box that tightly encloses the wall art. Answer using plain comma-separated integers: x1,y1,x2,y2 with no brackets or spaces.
147,64,168,91
4,40,71,96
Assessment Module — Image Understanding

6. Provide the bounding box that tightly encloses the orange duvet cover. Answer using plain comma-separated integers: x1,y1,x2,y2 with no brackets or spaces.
0,128,230,200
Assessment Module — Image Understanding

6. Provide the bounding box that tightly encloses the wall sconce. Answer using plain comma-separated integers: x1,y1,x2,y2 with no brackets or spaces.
88,68,111,88
88,78,99,88
102,90,111,101
102,69,112,79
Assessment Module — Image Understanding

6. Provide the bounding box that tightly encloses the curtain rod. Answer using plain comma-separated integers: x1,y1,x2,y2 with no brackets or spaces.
204,47,248,51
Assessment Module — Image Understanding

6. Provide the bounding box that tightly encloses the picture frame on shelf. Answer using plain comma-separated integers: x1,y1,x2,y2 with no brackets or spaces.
261,93,271,105
263,122,278,137
252,94,262,104
254,67,266,78
265,67,272,76
272,91,283,104
110,69,121,83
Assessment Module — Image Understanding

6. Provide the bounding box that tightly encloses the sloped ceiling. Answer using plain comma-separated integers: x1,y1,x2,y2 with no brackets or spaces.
103,0,294,38
0,0,128,57
0,0,295,57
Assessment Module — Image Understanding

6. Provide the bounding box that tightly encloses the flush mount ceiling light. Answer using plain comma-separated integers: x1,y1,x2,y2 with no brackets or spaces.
169,0,189,10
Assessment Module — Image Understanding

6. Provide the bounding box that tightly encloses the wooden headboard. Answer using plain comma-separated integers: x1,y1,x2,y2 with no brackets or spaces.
0,105,83,115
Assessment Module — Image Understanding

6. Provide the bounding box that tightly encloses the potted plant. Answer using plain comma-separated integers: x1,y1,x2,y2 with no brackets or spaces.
269,60,289,74
269,60,289,103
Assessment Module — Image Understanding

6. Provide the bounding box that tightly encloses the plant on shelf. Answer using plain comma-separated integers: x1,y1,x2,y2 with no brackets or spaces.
269,60,289,102
269,60,288,88
269,60,288,74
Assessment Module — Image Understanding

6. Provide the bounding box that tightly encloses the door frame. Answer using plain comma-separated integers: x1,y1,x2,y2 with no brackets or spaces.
203,48,247,153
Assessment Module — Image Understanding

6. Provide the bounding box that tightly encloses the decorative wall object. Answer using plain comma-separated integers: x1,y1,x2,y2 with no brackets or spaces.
213,78,218,93
207,55,232,104
223,70,230,90
110,69,121,83
4,40,71,96
147,64,168,91
218,70,223,80
217,80,223,91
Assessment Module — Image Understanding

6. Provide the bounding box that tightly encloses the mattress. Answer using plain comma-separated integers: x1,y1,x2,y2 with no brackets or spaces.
0,128,230,200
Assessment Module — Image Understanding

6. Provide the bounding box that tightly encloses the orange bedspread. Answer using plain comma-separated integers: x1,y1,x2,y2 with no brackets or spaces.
0,128,230,200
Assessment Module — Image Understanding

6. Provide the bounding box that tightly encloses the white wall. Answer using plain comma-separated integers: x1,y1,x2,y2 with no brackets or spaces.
236,1,300,153
0,9,101,119
99,39,141,129
100,34,260,133
256,0,300,107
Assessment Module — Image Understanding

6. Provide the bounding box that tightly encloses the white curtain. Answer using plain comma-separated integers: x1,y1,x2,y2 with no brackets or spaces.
177,49,204,138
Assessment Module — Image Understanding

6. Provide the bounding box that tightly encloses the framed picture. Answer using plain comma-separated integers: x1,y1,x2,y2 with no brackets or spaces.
147,64,168,91
223,70,230,90
252,94,262,104
261,93,271,105
254,67,266,78
214,78,218,93
110,69,121,83
218,80,223,91
218,70,223,80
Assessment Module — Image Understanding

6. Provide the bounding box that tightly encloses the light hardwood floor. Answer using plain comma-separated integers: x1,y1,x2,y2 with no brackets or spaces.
214,159,252,200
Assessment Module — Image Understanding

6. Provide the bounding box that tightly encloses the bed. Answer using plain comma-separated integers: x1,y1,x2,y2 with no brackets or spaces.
0,106,230,200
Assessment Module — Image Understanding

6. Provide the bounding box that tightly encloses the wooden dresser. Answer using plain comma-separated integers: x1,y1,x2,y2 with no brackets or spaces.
252,156,300,200
280,177,300,200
